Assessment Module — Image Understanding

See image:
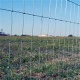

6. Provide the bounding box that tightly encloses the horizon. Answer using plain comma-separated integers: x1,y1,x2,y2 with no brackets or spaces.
0,29,78,37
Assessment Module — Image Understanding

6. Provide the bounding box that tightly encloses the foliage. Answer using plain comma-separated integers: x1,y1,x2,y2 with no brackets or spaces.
0,36,80,80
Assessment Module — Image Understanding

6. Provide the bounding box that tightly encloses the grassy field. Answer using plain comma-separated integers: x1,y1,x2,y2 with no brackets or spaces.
0,36,80,80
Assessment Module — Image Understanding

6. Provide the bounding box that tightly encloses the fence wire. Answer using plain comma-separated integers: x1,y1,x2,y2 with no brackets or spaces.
0,0,80,80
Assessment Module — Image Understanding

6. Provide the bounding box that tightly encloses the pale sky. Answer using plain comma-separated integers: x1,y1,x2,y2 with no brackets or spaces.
0,0,80,36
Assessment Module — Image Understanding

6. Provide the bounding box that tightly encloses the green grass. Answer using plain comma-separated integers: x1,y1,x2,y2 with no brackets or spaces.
0,36,80,80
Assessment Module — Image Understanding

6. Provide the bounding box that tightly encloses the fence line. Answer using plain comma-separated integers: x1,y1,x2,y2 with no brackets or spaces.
0,0,80,80
0,8,80,25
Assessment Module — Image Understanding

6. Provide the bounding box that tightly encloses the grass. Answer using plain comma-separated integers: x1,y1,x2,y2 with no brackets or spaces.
0,36,80,80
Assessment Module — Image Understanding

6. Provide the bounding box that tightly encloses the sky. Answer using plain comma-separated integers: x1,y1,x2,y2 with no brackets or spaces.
0,0,80,36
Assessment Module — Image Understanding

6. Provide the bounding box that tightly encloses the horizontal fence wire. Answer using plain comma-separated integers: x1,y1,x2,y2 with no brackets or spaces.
0,7,80,25
68,0,80,6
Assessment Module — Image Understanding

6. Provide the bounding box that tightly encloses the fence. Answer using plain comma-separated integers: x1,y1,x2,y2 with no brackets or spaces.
0,0,80,80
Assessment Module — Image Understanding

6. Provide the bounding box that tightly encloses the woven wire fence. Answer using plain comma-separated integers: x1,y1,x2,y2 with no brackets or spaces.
0,0,80,80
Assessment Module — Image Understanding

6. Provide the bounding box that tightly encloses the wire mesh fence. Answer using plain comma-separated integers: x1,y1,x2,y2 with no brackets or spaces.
0,0,80,80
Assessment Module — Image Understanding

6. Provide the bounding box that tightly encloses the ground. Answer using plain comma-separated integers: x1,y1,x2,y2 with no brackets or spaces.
0,36,80,80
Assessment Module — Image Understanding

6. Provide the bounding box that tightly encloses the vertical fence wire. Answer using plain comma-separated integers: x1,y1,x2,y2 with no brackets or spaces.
64,0,68,79
8,0,13,79
60,0,62,15
58,0,62,59
52,0,57,78
75,5,79,79
55,0,60,80
77,6,79,78
45,0,51,67
38,0,43,75
73,4,76,73
22,0,25,35
72,4,75,71
30,0,35,79
59,0,62,51
62,0,68,80
20,0,25,79
69,1,72,79
58,0,61,79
